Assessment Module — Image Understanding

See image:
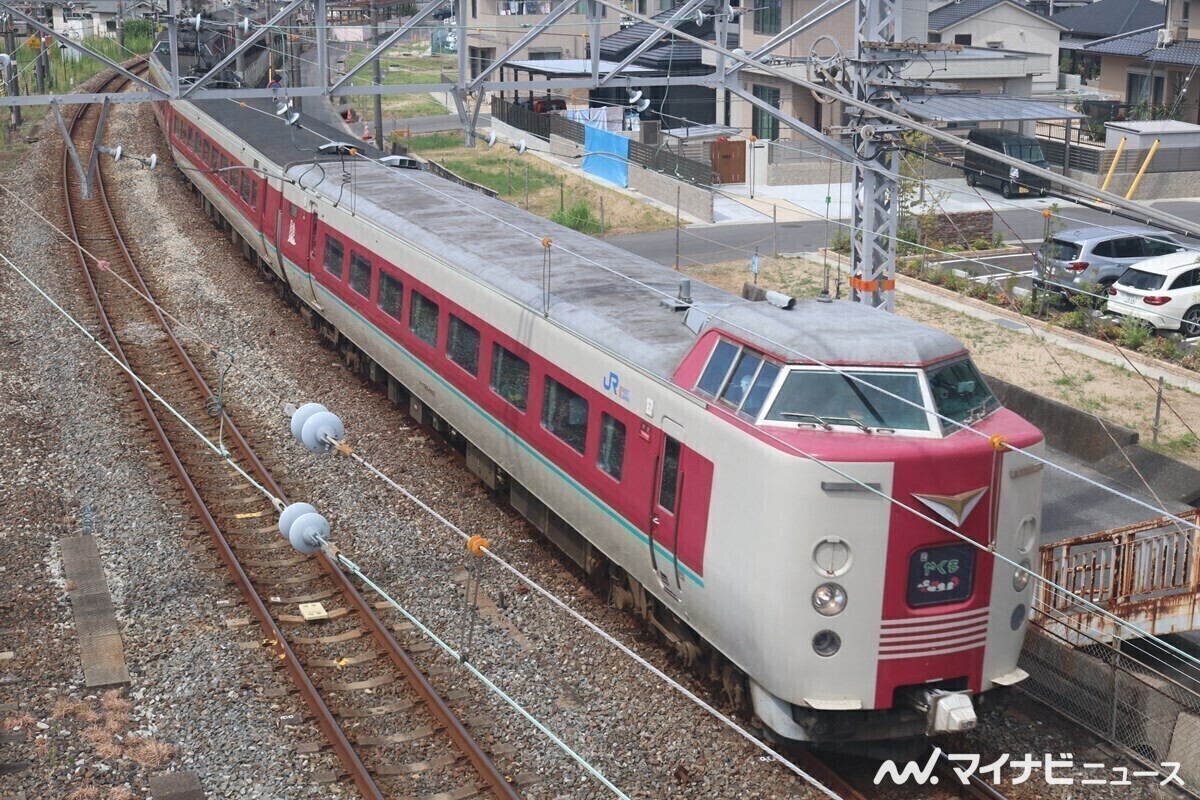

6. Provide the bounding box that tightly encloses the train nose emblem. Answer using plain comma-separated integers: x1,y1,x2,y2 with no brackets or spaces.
912,487,987,527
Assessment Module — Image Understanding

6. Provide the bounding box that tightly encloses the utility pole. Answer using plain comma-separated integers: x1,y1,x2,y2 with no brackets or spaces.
289,31,302,111
370,0,383,146
117,0,124,49
847,0,904,311
35,35,46,94
3,15,20,128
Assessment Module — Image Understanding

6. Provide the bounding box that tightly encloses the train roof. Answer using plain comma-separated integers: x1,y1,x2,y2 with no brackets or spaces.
195,101,968,378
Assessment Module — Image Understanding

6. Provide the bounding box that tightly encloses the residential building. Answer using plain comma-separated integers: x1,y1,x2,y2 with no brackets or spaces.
1052,0,1165,80
927,0,1066,92
51,0,156,39
1083,0,1200,121
465,0,623,78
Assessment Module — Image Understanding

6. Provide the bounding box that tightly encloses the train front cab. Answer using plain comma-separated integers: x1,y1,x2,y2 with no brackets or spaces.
681,333,1044,745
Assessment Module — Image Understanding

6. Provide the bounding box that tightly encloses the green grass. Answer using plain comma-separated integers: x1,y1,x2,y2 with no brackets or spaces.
438,155,561,198
344,43,456,119
403,132,466,152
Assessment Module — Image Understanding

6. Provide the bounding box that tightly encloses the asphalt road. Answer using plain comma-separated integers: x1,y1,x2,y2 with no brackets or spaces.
607,199,1200,268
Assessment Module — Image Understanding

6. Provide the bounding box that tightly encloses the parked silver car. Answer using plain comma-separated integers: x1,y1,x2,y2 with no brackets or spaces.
1034,226,1188,299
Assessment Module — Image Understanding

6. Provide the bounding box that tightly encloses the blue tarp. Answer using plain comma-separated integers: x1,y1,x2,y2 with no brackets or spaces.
583,125,630,188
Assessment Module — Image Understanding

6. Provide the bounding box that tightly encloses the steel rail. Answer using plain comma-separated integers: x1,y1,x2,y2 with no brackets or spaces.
63,63,518,800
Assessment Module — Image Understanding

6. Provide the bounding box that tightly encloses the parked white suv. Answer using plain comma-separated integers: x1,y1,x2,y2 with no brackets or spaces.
1106,251,1200,336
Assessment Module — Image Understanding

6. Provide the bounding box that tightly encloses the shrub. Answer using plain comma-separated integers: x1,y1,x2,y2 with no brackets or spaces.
1141,336,1180,362
943,273,969,292
1069,282,1108,310
967,281,991,300
992,231,1007,248
1060,309,1089,330
945,243,964,253
829,231,852,254
1117,316,1153,350
971,237,992,251
550,201,602,234
897,226,919,256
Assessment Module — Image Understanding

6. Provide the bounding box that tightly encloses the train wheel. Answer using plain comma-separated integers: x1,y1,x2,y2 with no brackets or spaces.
721,662,752,718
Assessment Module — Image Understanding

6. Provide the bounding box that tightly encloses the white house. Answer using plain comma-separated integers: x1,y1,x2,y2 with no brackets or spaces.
928,0,1067,92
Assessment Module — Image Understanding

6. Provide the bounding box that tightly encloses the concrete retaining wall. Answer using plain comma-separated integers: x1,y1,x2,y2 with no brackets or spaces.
986,376,1139,462
1065,167,1200,199
628,165,714,223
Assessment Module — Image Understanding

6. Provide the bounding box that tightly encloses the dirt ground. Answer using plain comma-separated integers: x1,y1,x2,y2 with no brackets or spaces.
683,254,1200,470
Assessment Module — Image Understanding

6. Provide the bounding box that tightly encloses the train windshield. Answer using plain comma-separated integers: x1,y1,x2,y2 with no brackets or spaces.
764,369,930,431
927,358,998,431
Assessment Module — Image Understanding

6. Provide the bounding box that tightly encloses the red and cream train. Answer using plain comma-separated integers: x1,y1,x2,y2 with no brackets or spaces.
148,61,1045,745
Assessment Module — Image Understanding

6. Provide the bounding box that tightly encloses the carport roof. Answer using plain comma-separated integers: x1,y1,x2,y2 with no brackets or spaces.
899,94,1088,123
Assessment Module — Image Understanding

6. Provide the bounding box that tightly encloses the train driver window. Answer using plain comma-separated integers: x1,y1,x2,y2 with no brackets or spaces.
720,350,762,408
378,272,403,320
542,377,588,453
410,291,440,346
597,413,625,480
323,236,345,279
741,361,781,418
491,345,530,411
696,340,738,397
447,315,480,375
349,252,372,298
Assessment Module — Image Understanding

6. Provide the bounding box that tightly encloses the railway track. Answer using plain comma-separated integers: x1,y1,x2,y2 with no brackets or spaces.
62,63,521,800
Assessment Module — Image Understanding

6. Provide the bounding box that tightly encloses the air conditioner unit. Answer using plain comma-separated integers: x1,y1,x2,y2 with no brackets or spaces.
1157,27,1173,47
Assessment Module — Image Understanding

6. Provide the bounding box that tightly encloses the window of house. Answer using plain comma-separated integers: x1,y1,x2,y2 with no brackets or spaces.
447,315,480,375
986,40,1003,49
491,345,530,411
953,33,972,46
409,290,439,346
753,0,781,34
543,377,589,453
928,31,942,43
528,48,562,60
597,413,626,480
349,252,372,298
751,84,781,141
324,236,344,278
378,272,403,320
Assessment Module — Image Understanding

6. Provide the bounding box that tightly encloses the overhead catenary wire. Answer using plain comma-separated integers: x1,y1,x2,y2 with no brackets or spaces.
0,244,645,800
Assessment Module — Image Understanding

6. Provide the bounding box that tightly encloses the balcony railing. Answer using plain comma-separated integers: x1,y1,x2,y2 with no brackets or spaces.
497,0,553,14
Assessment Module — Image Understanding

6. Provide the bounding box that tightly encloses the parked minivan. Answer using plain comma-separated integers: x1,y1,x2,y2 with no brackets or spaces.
964,128,1051,198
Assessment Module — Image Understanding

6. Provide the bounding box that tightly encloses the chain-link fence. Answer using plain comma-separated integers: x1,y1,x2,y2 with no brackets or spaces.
1018,611,1200,795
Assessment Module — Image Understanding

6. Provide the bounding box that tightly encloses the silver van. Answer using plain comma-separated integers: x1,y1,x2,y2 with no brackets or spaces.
1034,226,1187,298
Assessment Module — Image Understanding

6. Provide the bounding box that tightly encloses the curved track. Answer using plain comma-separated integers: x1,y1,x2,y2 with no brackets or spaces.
62,63,521,800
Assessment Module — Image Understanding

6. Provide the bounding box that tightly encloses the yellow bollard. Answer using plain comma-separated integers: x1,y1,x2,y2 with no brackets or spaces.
1097,136,1126,200
1125,138,1160,200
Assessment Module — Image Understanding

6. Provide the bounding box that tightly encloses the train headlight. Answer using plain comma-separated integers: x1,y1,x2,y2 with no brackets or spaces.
813,630,841,657
1012,559,1031,592
812,583,847,616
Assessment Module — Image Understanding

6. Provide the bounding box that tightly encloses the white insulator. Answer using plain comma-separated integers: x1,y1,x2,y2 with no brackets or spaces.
278,501,318,540
290,402,328,442
301,411,344,453
288,511,329,554
148,153,158,170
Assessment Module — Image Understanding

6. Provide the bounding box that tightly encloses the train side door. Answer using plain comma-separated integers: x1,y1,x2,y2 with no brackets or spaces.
649,417,685,600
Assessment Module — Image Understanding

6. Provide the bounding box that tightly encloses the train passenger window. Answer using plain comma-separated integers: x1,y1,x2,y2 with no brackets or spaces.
186,126,194,151
741,362,781,418
410,291,440,346
543,377,588,454
378,272,403,320
447,315,480,375
720,351,762,408
765,370,929,431
239,173,251,203
696,340,738,398
288,203,299,217
349,252,372,298
250,181,258,210
491,345,530,411
201,141,210,165
597,413,625,480
220,155,229,183
658,437,681,512
323,237,345,279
